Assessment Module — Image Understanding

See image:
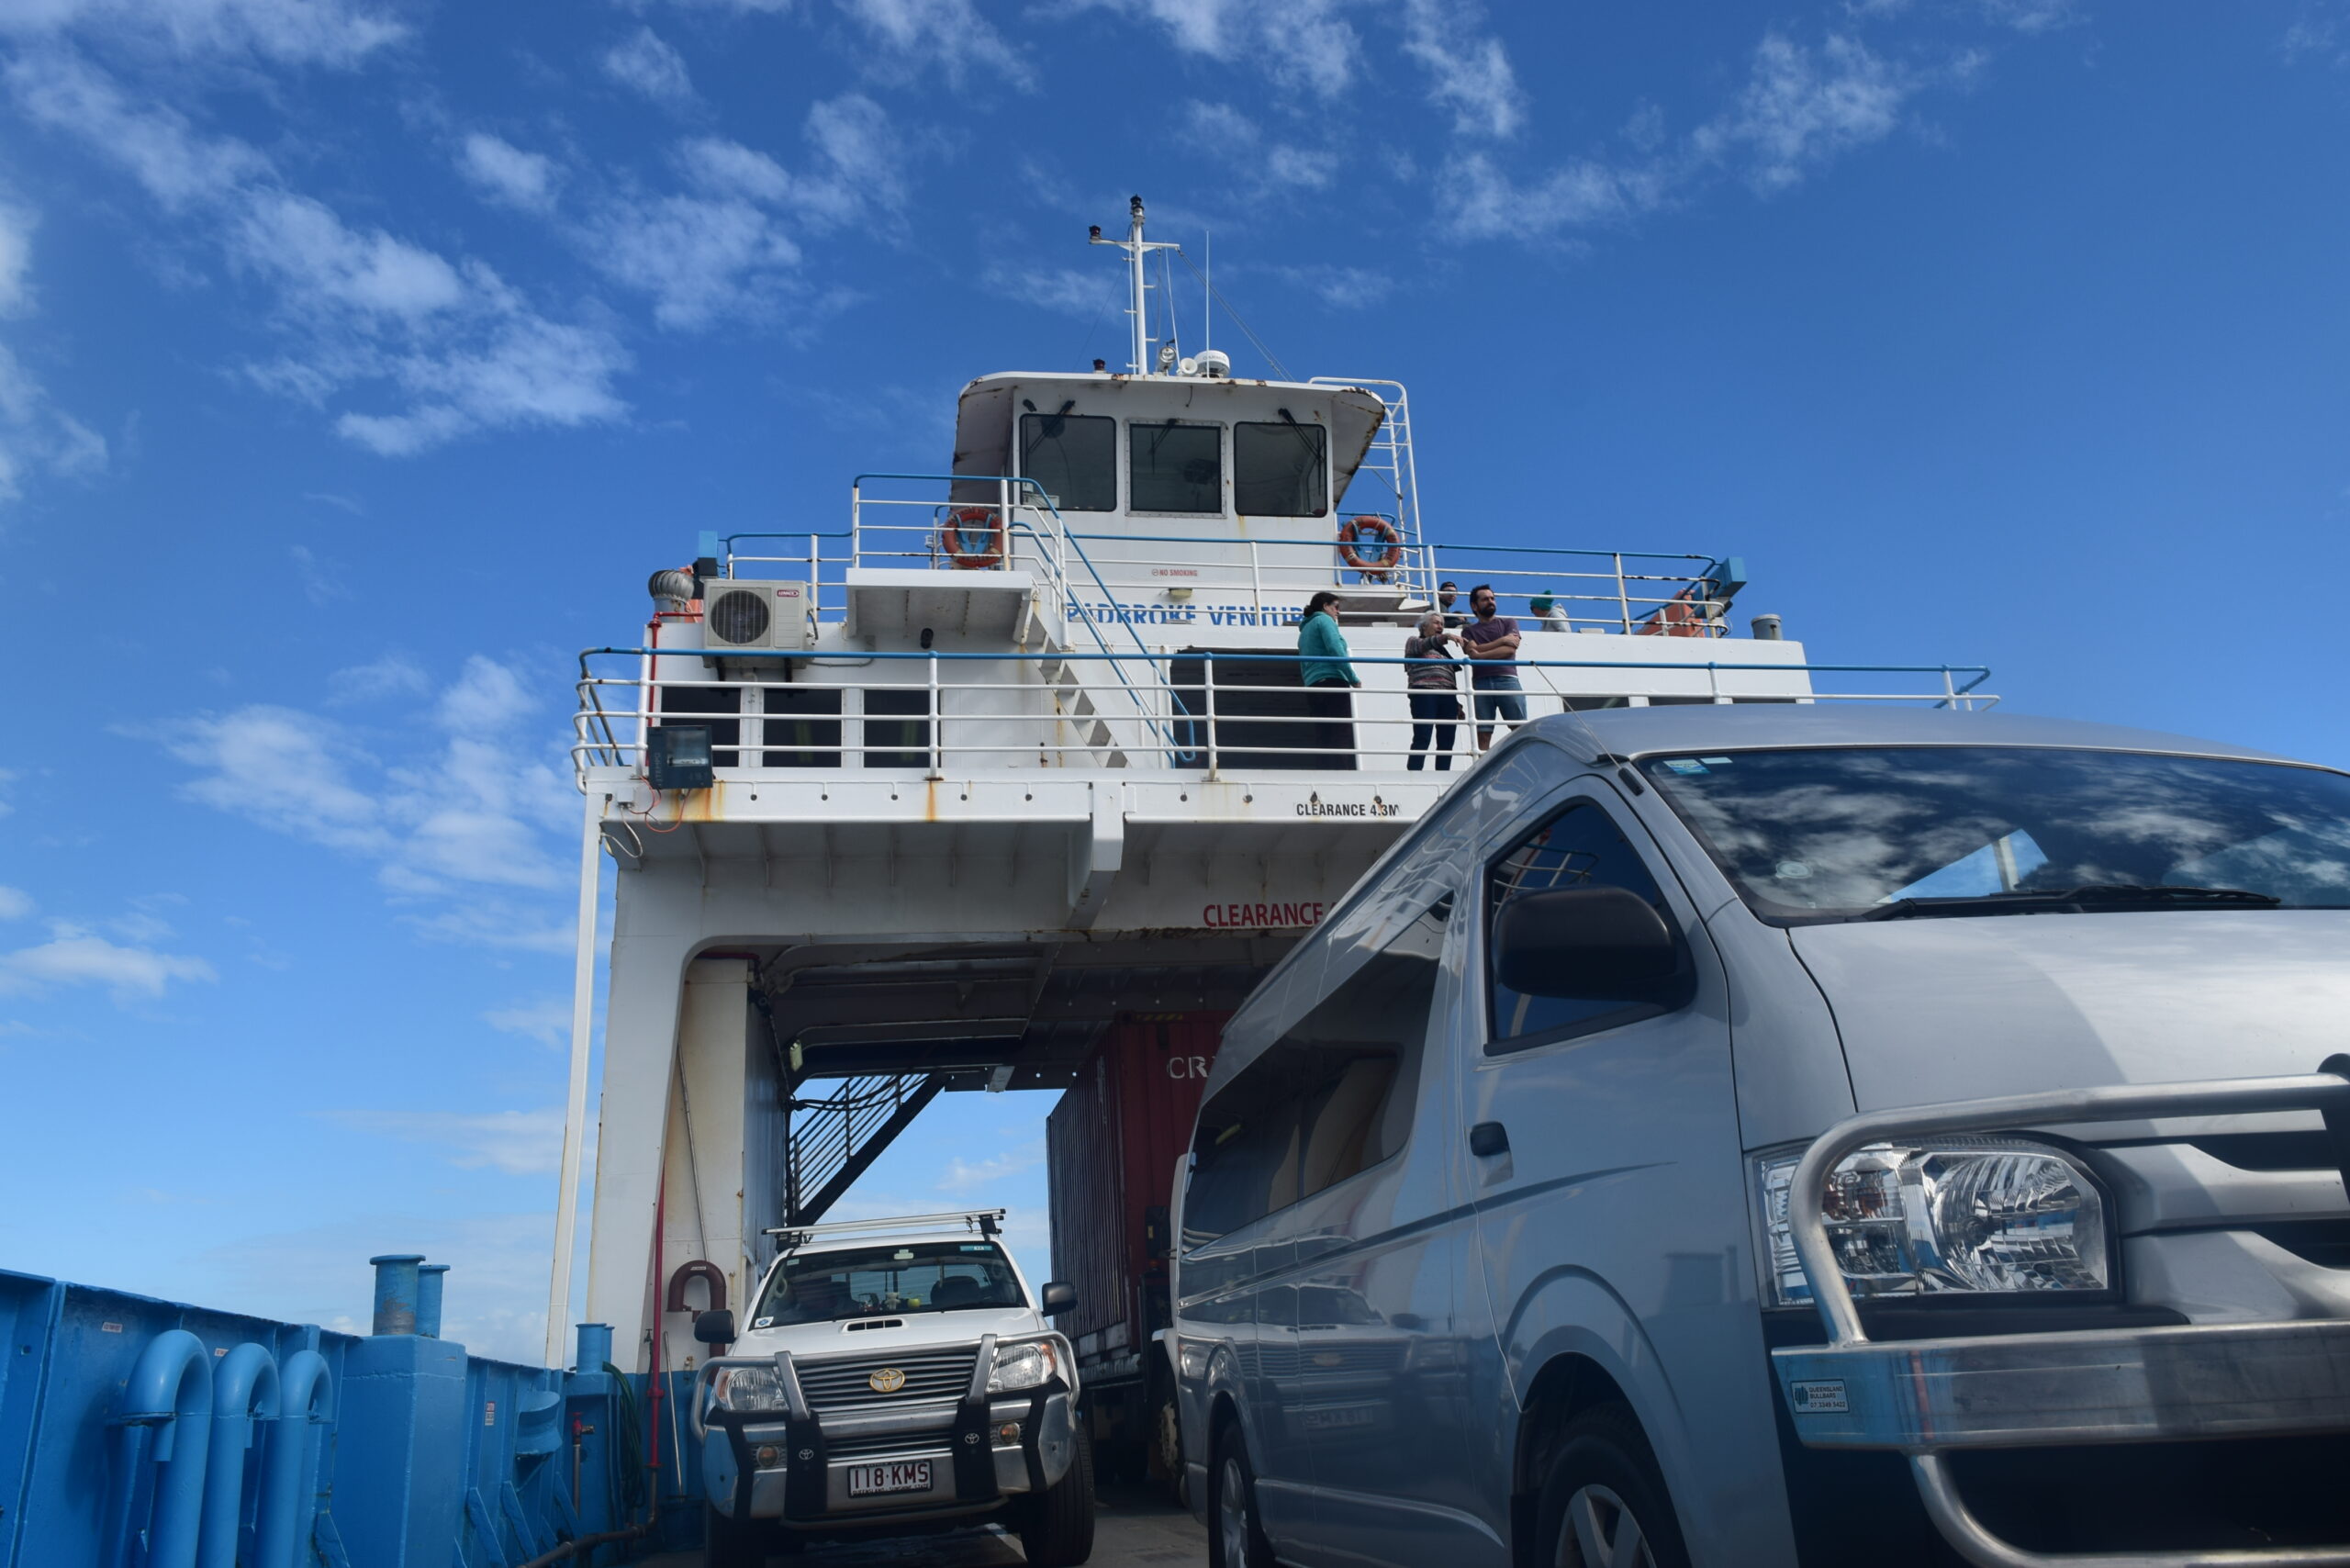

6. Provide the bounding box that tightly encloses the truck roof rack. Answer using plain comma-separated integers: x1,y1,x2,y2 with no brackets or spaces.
764,1209,1005,1249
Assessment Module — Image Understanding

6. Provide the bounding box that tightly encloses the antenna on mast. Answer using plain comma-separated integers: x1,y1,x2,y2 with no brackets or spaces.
1089,194,1181,375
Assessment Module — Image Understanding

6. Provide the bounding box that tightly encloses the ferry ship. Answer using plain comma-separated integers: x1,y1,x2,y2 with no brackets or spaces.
555,199,1984,1478
0,200,1994,1566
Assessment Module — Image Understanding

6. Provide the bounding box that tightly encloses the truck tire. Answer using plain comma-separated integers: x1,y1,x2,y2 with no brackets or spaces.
1019,1430,1097,1566
704,1502,770,1568
1534,1405,1690,1568
1208,1418,1274,1568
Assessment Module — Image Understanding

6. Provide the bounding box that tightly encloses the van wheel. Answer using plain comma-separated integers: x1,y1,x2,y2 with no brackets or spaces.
1209,1419,1275,1568
704,1502,771,1568
1536,1406,1689,1568
1020,1431,1096,1566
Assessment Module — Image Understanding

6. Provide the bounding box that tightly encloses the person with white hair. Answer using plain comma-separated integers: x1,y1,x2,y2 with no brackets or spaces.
1403,610,1463,771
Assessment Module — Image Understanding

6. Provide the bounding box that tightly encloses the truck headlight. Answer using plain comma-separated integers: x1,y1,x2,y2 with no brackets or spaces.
987,1338,1063,1394
1754,1137,2109,1307
710,1363,789,1413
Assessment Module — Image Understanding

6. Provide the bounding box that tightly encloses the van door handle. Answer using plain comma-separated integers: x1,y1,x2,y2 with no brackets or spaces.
1469,1122,1509,1158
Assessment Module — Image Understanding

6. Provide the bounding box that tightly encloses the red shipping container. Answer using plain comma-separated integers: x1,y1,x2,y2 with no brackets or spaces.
1046,1014,1225,1377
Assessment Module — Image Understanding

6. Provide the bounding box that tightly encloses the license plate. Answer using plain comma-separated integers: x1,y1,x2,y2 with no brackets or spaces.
846,1461,933,1497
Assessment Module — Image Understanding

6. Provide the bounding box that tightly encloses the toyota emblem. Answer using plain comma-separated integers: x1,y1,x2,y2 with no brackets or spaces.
868,1367,907,1394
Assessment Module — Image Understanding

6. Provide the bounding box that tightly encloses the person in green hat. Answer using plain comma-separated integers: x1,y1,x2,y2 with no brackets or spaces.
1530,589,1570,632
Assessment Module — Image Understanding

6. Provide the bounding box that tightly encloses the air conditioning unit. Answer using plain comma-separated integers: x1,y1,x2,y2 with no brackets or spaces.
700,579,814,654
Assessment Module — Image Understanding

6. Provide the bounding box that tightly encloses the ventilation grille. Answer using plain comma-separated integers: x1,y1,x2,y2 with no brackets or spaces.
794,1349,977,1411
707,588,772,646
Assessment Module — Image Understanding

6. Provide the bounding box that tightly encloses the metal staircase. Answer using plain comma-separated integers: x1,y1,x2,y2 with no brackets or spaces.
783,1073,947,1226
1310,377,1427,600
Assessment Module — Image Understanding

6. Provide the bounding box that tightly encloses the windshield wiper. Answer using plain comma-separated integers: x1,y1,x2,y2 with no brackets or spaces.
1861,884,2283,922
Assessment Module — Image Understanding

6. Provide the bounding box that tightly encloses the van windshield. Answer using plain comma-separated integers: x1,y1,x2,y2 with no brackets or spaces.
751,1241,1024,1326
1640,745,2350,924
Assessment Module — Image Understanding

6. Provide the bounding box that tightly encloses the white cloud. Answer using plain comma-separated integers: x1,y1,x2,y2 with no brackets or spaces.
978,263,1118,319
603,25,697,105
1978,0,2079,33
170,656,576,908
1085,0,1360,100
623,0,791,11
588,191,800,330
322,1106,567,1174
1278,263,1393,309
1692,32,1921,196
327,653,430,704
1440,29,1946,241
1180,101,1337,191
0,922,216,999
836,0,1028,89
588,95,903,330
10,50,627,456
0,199,31,315
189,1210,556,1364
0,189,107,510
487,997,574,1047
458,133,563,215
0,886,31,919
6,49,269,211
1401,0,1524,138
0,0,405,68
937,1139,1045,1192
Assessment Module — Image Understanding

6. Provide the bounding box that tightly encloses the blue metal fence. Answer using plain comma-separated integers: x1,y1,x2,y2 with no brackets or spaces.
0,1263,702,1568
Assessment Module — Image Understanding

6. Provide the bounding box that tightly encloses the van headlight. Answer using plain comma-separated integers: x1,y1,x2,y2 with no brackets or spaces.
710,1363,789,1413
987,1338,1064,1394
1754,1137,2109,1307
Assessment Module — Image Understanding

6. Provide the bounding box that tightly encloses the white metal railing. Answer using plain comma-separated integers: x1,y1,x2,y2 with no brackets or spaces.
571,648,1997,790
710,475,1747,638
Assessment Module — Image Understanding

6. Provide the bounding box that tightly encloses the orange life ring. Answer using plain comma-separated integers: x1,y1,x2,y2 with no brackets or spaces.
1337,515,1403,578
941,506,1005,569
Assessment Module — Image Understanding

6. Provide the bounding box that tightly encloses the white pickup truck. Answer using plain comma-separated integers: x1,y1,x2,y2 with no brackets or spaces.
691,1209,1093,1565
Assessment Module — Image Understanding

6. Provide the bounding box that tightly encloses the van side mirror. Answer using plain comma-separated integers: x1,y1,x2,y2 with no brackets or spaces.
693,1308,736,1347
1041,1282,1077,1317
1493,887,1678,1000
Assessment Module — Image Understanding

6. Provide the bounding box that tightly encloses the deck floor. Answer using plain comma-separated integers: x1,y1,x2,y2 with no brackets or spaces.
642,1482,1208,1568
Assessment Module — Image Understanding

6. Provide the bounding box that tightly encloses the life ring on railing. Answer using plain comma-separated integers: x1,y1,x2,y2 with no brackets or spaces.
940,506,1005,569
1337,515,1403,579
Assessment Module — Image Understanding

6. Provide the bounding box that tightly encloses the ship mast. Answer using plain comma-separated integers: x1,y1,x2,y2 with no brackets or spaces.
1090,195,1181,375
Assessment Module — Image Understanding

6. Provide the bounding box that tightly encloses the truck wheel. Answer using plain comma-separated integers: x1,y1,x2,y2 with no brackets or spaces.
1208,1419,1274,1568
704,1502,771,1568
1155,1397,1186,1507
1019,1431,1097,1566
1535,1406,1689,1568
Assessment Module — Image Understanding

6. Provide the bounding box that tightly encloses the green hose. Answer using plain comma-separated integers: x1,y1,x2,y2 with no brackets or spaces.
601,1363,650,1518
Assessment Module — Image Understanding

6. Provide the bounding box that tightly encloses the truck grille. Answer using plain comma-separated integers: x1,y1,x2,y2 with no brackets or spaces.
795,1350,978,1411
825,1426,956,1460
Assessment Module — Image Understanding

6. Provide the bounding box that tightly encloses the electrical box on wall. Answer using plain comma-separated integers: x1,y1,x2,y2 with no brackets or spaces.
647,724,714,790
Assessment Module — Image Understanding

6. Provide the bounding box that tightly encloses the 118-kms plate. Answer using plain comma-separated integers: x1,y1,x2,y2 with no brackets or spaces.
846,1461,933,1497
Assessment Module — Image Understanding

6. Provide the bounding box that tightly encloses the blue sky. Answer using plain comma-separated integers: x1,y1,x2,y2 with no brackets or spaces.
2,0,2346,1361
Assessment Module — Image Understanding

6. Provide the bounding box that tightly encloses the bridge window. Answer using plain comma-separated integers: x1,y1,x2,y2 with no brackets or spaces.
863,689,932,768
1129,420,1224,513
1019,412,1115,512
1234,420,1327,517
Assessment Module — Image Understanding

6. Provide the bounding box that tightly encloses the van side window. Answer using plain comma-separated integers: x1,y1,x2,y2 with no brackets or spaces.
1183,896,1451,1249
1486,801,1683,1052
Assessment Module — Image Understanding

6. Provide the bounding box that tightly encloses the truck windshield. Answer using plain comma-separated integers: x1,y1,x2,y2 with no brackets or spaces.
1640,745,2350,925
752,1241,1025,1326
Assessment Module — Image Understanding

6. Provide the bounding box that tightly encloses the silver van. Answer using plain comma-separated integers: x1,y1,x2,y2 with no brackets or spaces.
1169,707,2350,1568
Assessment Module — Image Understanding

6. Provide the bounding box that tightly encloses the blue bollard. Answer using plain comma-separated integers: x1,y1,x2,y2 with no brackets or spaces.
575,1321,613,1372
257,1350,333,1568
104,1328,213,1568
370,1252,425,1335
417,1263,449,1338
197,1344,279,1568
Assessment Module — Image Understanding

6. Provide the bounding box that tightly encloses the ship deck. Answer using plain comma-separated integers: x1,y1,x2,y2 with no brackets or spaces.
642,1480,1206,1566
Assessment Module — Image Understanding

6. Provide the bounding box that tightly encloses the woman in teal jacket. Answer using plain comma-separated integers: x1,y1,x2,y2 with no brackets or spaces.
1297,590,1359,769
